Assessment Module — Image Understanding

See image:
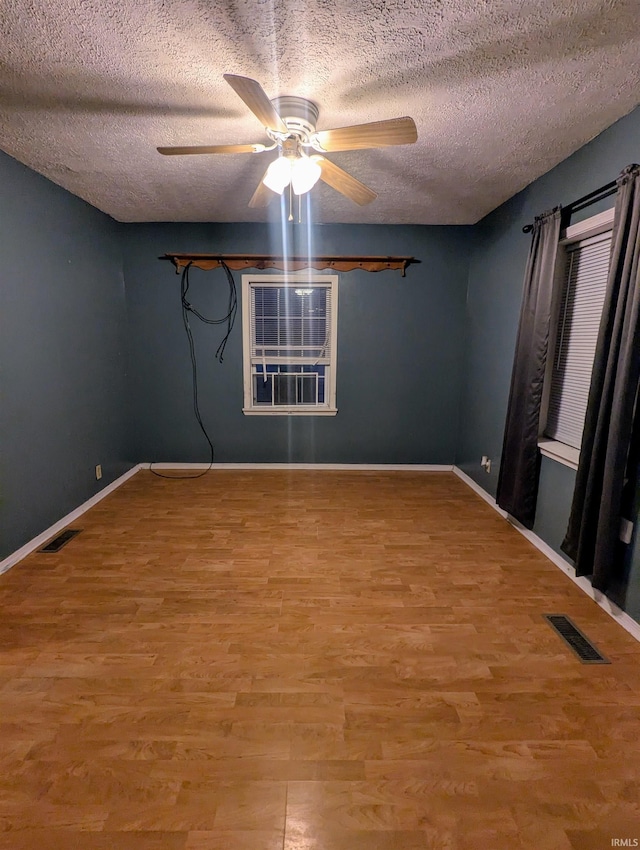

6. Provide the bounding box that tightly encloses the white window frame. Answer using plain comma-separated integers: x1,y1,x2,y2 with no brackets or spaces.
241,272,338,416
538,207,615,469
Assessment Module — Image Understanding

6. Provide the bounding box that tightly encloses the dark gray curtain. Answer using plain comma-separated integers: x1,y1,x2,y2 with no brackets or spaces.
562,164,640,591
496,208,562,528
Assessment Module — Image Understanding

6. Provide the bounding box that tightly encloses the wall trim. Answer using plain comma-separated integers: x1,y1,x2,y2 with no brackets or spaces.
452,466,640,645
0,464,142,576
142,463,454,471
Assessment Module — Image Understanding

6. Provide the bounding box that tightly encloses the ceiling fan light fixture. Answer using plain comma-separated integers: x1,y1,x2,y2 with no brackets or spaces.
263,156,292,194
291,155,322,195
158,74,417,211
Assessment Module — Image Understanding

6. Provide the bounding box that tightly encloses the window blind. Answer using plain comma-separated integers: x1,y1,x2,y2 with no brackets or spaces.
545,230,612,449
250,285,331,361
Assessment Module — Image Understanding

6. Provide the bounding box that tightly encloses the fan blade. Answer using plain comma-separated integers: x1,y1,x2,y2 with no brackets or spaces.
223,74,287,134
314,156,377,206
157,143,267,156
313,117,417,152
249,170,277,208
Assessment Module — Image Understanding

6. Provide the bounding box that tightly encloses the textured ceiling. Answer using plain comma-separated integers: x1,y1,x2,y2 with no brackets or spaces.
0,0,638,225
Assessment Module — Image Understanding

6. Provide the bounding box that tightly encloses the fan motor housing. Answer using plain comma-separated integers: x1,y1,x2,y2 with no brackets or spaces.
271,96,319,140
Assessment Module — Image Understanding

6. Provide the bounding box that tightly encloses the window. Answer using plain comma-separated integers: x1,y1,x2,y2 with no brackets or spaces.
241,273,338,415
539,208,614,468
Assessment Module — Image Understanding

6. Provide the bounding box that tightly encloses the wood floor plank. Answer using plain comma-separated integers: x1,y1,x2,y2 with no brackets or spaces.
1,470,640,849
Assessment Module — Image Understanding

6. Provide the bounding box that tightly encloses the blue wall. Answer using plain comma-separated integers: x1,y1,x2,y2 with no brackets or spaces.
123,222,471,464
0,151,131,560
456,104,640,618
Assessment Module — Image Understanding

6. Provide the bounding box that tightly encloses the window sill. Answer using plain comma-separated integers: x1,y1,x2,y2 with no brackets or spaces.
243,407,338,416
538,438,579,470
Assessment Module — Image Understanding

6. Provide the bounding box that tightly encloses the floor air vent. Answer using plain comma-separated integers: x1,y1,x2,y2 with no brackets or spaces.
545,614,609,664
39,529,82,553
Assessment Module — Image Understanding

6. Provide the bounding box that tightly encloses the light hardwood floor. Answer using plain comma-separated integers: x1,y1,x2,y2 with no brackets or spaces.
1,470,639,849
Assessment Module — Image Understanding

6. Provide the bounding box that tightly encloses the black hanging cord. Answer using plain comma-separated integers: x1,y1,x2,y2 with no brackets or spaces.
522,179,617,233
150,261,238,480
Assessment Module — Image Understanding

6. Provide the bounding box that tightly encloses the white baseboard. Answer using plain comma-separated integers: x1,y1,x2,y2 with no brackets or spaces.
0,464,142,576
142,462,454,471
453,466,640,644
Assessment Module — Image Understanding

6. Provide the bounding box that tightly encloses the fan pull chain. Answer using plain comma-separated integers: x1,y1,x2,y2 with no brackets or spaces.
288,182,293,222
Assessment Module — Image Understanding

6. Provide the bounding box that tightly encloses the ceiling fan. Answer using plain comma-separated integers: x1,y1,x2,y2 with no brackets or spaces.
158,74,418,208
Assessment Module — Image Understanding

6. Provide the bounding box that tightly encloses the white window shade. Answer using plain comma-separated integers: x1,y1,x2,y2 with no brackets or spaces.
250,285,332,362
545,230,612,449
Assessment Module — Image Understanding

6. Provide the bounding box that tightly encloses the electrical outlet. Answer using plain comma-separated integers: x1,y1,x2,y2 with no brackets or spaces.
481,455,488,466
620,518,634,545
95,464,102,480
480,456,491,473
